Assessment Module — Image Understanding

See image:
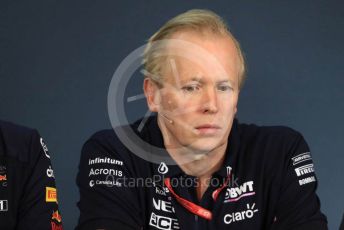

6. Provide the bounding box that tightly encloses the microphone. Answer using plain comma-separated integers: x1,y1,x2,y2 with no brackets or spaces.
160,113,173,124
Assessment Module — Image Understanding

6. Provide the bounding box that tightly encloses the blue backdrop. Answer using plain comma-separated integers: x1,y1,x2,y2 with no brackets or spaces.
0,0,343,229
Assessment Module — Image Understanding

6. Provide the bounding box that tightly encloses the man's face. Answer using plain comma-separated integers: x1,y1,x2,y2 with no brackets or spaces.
147,31,240,155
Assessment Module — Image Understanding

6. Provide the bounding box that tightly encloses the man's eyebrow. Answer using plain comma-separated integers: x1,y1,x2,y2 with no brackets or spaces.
182,77,235,86
182,77,203,83
217,79,234,85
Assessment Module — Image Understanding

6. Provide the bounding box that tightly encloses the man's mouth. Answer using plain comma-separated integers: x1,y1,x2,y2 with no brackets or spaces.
195,124,221,135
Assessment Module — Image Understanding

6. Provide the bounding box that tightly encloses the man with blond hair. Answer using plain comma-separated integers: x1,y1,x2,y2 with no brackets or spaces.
76,9,327,230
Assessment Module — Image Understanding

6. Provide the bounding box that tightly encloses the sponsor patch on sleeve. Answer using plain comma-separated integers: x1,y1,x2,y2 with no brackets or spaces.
46,187,58,203
40,137,50,159
291,152,317,186
294,163,314,177
291,152,312,165
298,176,316,186
51,210,63,230
51,210,62,223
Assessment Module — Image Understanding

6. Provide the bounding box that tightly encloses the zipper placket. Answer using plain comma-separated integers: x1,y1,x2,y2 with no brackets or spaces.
194,214,199,230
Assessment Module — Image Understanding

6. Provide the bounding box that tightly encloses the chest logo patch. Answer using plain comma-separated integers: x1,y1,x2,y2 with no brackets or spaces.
224,203,258,224
158,162,169,175
224,181,255,203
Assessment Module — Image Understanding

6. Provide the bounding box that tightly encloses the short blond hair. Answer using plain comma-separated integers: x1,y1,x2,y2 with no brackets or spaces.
142,9,246,89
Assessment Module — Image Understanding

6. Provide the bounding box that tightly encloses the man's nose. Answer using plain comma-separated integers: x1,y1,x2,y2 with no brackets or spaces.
200,87,218,114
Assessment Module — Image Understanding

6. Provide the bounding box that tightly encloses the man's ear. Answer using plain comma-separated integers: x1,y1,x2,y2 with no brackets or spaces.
143,78,161,112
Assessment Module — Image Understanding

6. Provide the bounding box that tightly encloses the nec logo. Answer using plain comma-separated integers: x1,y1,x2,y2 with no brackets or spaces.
153,198,175,213
224,181,255,203
149,212,180,230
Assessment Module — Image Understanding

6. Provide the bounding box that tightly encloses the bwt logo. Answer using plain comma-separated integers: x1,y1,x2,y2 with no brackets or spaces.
153,198,175,214
224,203,258,224
224,181,255,202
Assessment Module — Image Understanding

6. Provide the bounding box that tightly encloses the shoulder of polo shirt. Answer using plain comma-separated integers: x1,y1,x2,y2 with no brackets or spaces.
236,122,305,169
88,129,119,145
87,128,128,152
85,128,140,161
85,126,151,176
0,120,39,163
237,122,303,142
87,118,150,152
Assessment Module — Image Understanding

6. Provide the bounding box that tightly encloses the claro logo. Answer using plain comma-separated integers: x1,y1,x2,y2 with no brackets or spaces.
224,203,258,224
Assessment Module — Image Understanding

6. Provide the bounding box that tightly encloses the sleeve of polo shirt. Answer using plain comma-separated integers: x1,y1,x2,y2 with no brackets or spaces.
76,136,143,230
16,131,63,230
271,132,328,230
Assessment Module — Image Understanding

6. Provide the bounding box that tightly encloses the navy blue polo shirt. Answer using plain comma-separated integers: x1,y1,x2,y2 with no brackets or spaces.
0,120,62,229
76,116,327,230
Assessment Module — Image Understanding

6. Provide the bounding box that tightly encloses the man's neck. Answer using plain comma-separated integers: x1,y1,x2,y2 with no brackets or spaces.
157,116,228,200
166,142,227,201
176,145,226,177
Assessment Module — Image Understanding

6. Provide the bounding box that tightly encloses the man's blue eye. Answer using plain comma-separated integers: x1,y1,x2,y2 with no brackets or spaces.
182,85,200,92
218,85,232,91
